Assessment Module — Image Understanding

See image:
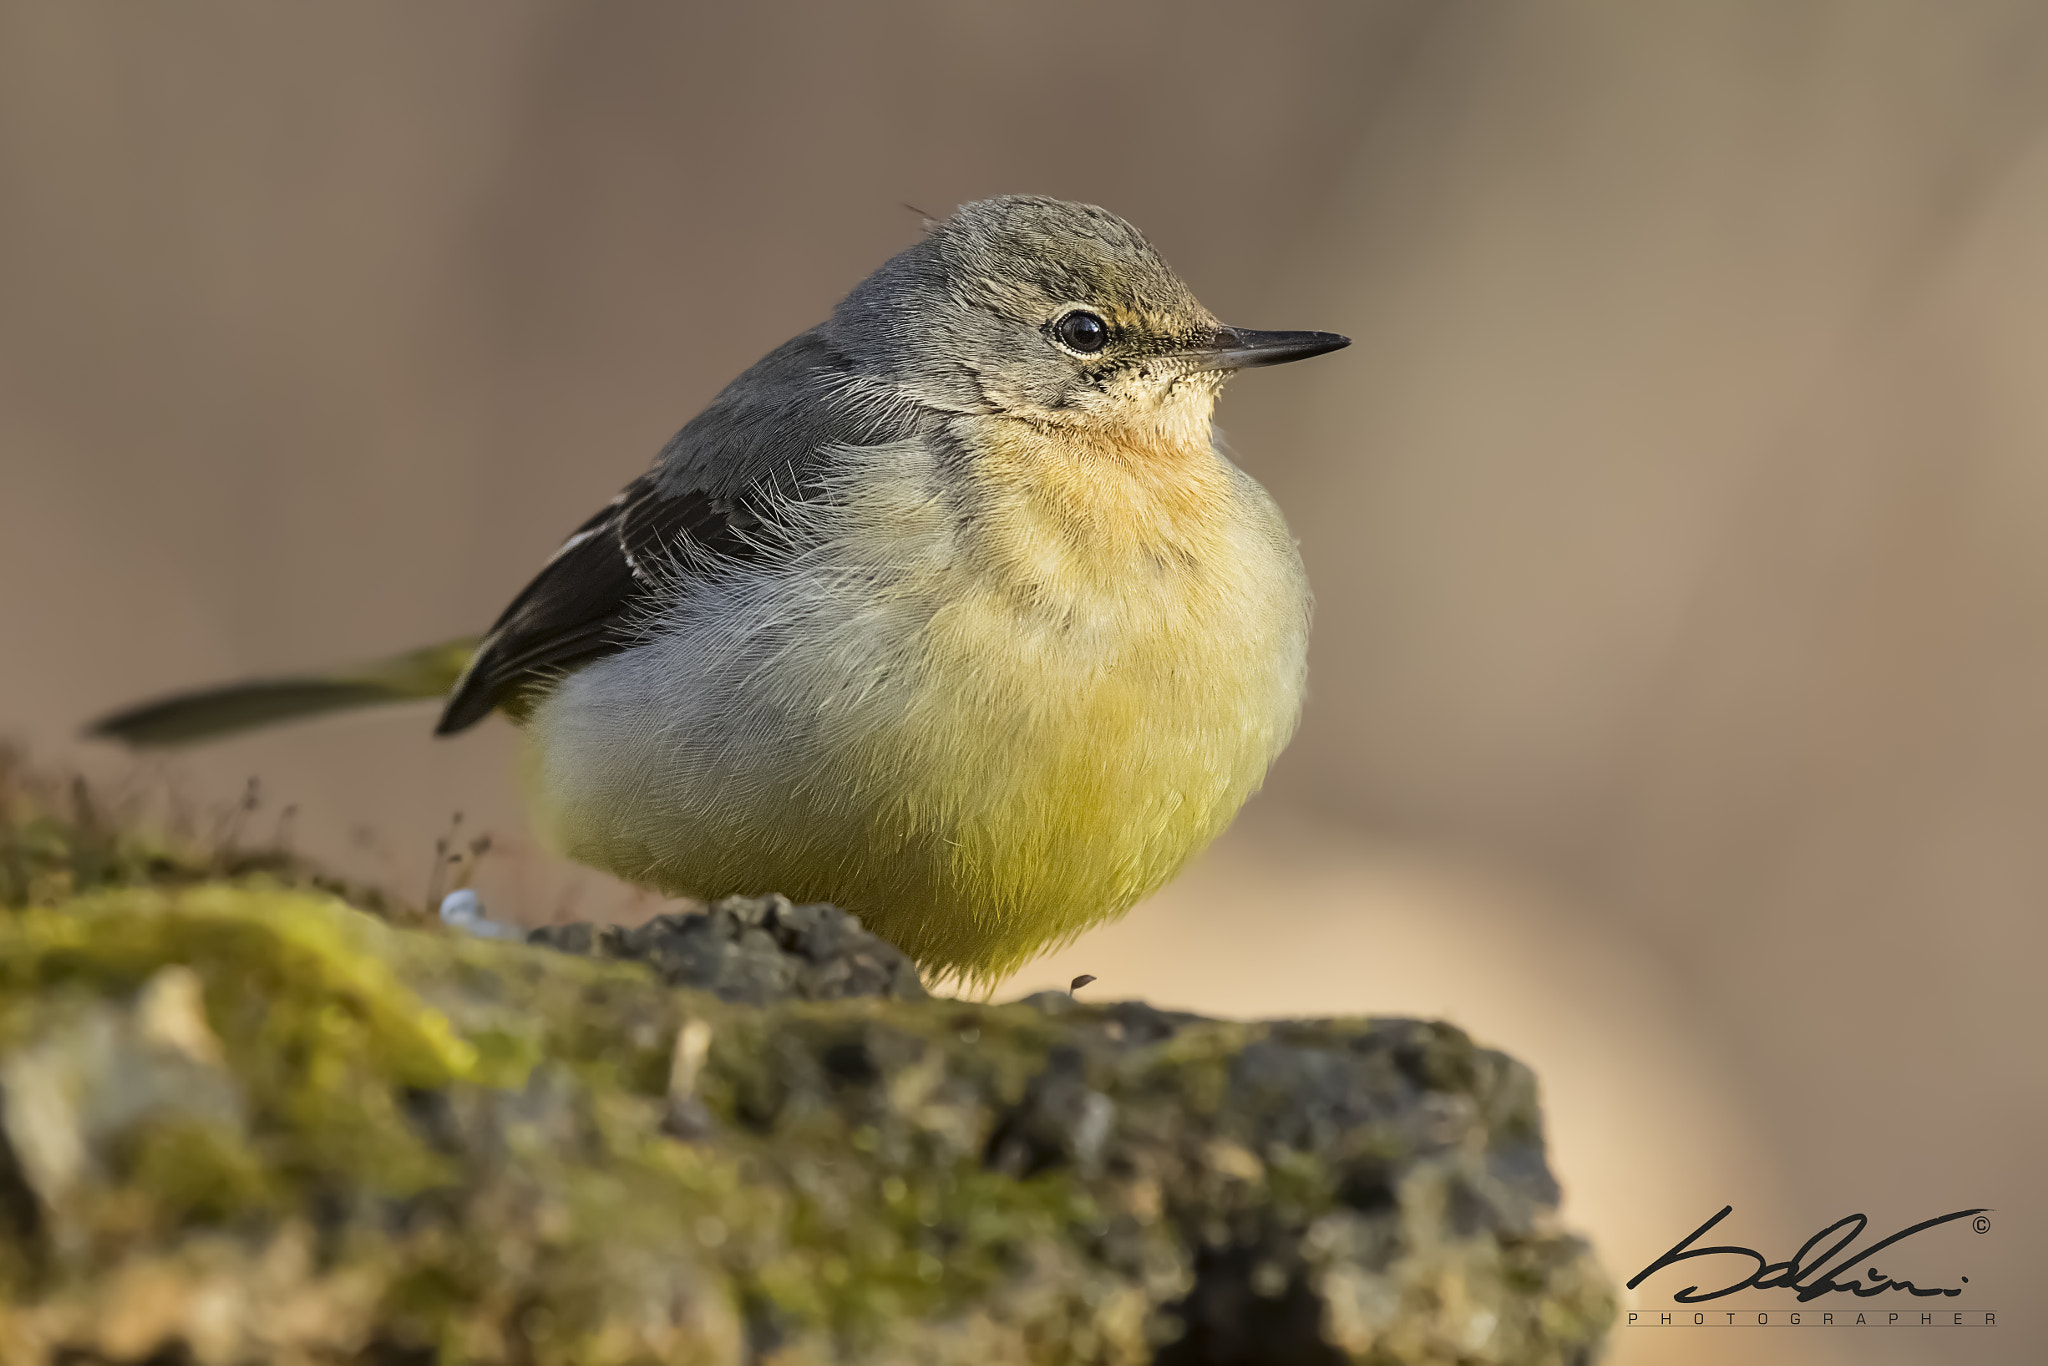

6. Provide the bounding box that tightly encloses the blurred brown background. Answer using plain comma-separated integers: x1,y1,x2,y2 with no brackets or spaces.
3,3,2044,1362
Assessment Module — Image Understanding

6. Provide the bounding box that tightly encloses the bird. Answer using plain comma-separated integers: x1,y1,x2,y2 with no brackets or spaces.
91,195,1349,987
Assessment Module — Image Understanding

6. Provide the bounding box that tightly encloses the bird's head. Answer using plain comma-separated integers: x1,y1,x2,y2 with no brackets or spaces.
826,196,1347,449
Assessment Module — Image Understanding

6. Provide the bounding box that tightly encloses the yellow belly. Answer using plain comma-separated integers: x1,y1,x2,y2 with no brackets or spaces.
528,426,1309,987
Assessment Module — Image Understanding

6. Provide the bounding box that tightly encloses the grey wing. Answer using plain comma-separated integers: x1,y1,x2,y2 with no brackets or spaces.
435,328,921,735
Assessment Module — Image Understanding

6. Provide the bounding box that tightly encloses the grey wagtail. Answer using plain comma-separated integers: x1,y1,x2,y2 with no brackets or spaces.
92,196,1349,985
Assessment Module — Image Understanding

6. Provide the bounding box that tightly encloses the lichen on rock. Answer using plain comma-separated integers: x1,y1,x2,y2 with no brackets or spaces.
0,772,1614,1365
0,757,1613,1366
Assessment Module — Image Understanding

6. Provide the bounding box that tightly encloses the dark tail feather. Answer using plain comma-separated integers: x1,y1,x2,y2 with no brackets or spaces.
88,638,479,748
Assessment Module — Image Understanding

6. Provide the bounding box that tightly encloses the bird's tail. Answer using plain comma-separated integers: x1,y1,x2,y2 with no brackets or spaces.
88,638,480,747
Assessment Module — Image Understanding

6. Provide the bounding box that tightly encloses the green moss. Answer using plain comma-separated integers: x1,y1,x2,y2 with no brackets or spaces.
0,878,1613,1364
0,887,493,1201
113,1118,276,1225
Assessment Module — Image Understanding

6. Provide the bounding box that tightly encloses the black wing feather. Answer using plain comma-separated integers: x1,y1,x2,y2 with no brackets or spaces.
435,477,742,734
435,327,923,736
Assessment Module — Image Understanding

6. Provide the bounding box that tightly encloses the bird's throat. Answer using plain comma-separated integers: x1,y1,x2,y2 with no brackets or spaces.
959,403,1236,589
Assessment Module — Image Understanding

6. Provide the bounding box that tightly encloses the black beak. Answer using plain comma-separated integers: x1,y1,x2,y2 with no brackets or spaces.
1185,326,1351,372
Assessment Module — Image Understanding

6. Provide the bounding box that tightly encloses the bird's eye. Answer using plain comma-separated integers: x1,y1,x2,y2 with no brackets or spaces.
1053,310,1109,354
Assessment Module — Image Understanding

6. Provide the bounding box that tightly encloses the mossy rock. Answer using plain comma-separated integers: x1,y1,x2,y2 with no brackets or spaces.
0,884,1614,1364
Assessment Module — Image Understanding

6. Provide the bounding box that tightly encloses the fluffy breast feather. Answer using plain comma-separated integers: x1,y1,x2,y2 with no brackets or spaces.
527,425,1309,985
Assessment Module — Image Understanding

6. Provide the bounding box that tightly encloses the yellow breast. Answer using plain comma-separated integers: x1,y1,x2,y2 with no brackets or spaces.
527,416,1309,988
856,417,1308,981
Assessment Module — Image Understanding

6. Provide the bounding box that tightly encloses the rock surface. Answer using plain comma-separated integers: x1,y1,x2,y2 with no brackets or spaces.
528,894,928,1007
0,762,1614,1364
0,880,1614,1365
